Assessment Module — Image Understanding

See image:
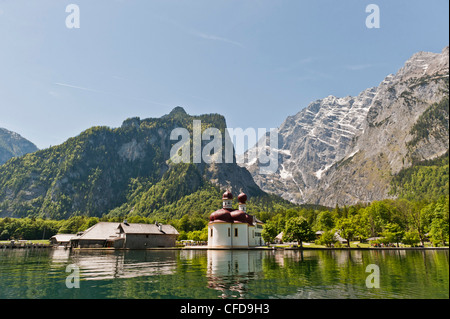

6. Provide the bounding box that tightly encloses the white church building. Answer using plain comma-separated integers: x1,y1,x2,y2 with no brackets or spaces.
208,190,264,248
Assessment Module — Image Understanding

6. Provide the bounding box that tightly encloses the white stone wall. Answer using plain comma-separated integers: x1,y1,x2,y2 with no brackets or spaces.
208,221,264,248
230,223,248,248
208,223,232,248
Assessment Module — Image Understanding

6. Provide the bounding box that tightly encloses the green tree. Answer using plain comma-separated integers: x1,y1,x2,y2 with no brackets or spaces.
199,226,208,242
177,231,188,241
332,204,342,219
271,214,287,234
58,216,86,234
415,203,436,245
429,198,449,246
261,219,278,244
352,212,370,241
282,217,315,248
336,217,357,248
178,215,191,233
429,218,449,247
402,231,421,247
80,217,99,231
382,223,405,247
187,226,208,242
187,230,202,241
363,201,392,237
315,210,335,231
316,230,337,247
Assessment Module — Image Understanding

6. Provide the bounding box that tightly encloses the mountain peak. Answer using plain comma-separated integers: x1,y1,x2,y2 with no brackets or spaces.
168,106,187,116
0,128,38,165
395,45,449,82
242,46,449,206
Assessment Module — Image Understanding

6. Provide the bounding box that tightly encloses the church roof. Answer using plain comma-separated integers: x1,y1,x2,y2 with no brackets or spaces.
230,210,253,224
209,208,234,223
222,190,233,200
209,190,263,225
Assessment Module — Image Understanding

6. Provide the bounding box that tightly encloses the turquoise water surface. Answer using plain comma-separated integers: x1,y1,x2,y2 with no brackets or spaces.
0,249,448,299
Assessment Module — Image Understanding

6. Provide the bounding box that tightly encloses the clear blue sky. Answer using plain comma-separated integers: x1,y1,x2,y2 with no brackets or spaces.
0,0,448,150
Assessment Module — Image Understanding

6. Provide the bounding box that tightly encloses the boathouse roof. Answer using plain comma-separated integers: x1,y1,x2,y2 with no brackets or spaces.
76,222,179,241
77,222,121,240
118,223,179,235
50,234,77,243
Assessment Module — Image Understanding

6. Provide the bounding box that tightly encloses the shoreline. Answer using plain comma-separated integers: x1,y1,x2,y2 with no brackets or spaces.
184,246,450,251
2,243,448,251
67,246,449,251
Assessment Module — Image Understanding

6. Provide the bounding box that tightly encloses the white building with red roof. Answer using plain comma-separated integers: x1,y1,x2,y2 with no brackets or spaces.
208,191,264,248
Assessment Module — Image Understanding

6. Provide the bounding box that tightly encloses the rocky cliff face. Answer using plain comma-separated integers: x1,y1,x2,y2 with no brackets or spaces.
0,128,38,165
242,46,449,206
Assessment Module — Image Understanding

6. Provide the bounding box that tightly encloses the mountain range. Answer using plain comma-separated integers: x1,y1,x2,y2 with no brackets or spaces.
241,46,449,206
0,107,292,220
0,47,448,220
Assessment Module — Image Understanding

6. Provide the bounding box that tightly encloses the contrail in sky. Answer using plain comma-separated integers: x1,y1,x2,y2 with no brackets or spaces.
54,82,104,93
53,82,171,107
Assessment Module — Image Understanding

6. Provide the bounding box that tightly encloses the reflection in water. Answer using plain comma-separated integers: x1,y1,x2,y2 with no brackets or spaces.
50,249,178,280
0,248,448,299
206,250,264,298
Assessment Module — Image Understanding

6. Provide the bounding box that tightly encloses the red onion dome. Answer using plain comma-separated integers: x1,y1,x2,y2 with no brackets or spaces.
238,192,247,204
230,210,249,224
222,190,233,200
209,209,233,223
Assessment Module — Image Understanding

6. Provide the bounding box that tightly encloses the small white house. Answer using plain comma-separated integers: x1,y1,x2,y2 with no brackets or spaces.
208,191,264,248
274,232,284,244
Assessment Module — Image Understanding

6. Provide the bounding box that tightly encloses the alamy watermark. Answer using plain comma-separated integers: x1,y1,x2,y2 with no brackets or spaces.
64,4,380,30
170,120,279,175
65,4,80,29
366,4,380,29
66,264,80,289
365,264,380,288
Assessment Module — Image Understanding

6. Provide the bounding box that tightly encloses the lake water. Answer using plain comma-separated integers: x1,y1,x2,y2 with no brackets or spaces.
0,248,448,299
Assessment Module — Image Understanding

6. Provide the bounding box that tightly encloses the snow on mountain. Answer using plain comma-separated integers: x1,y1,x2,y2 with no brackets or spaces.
241,46,449,206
